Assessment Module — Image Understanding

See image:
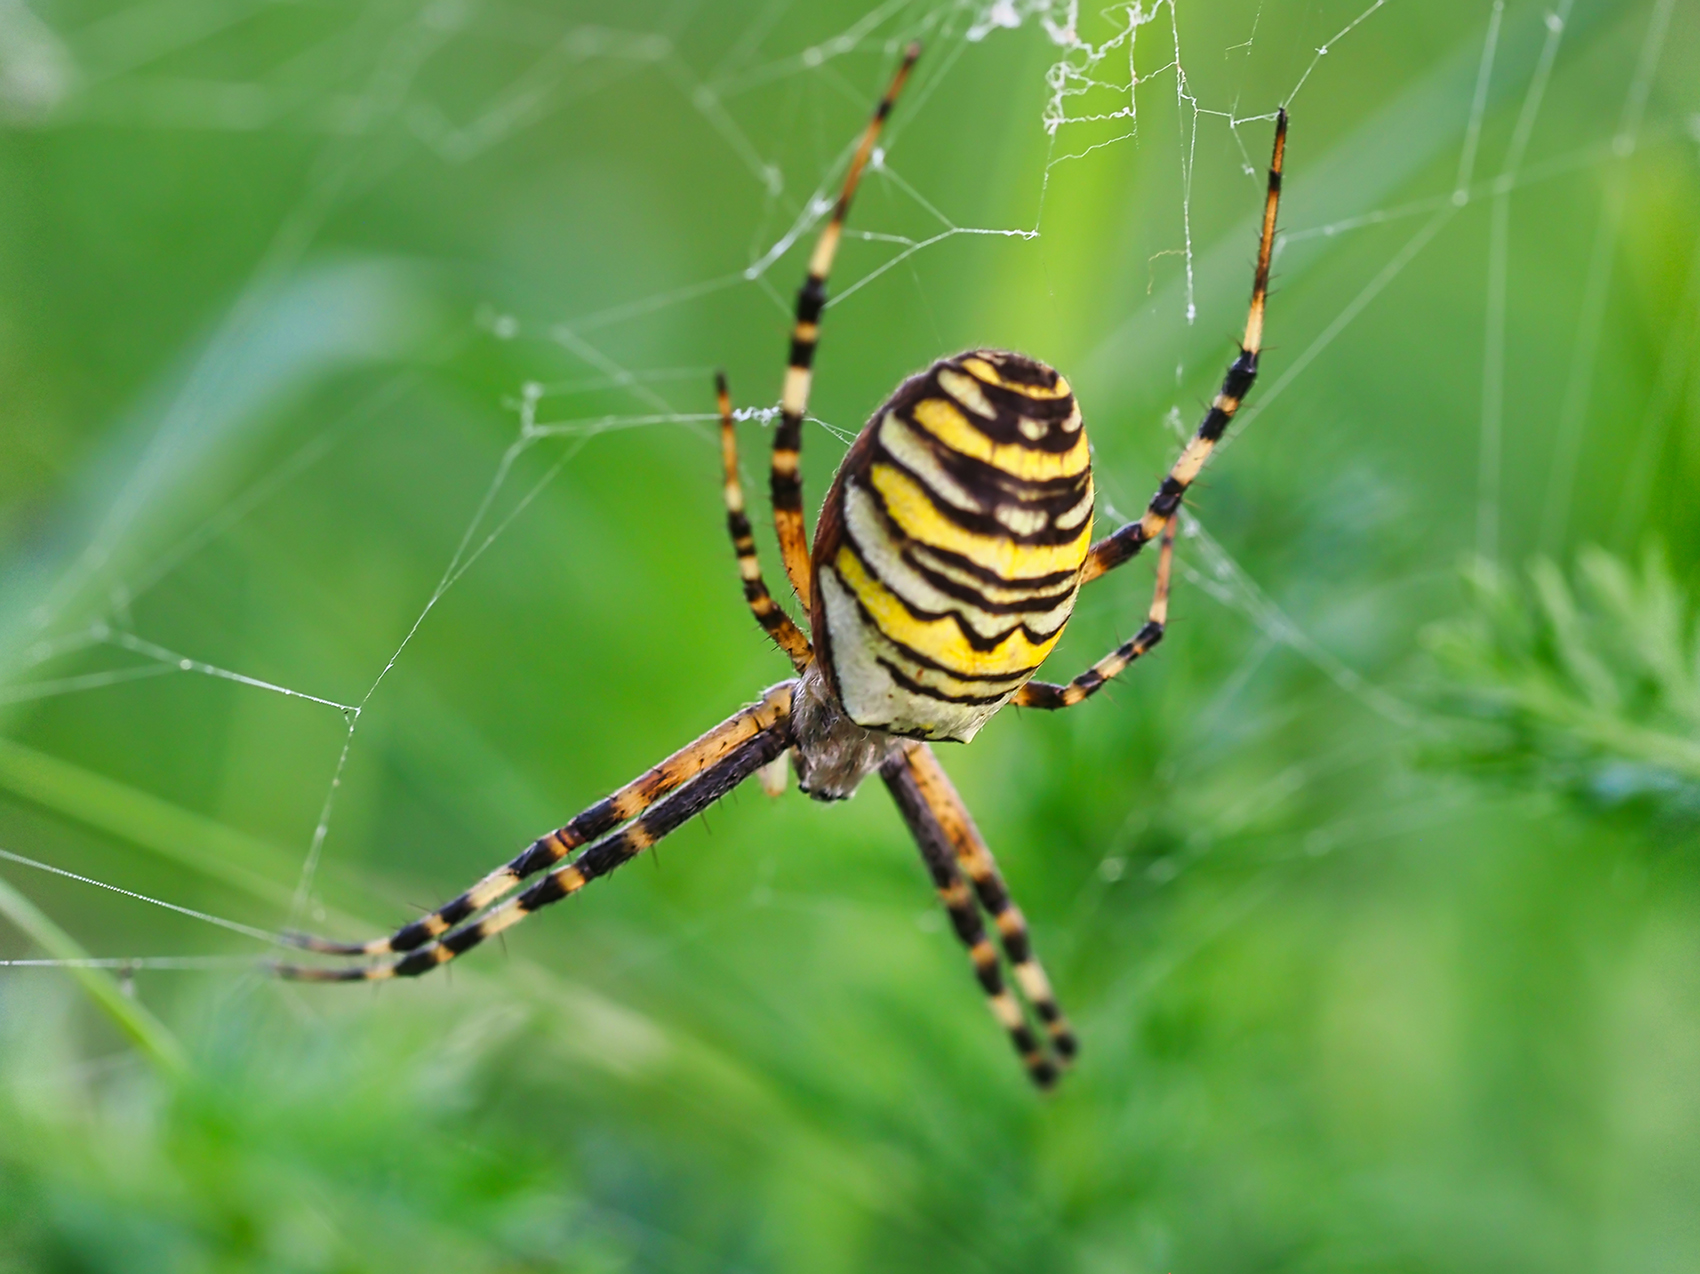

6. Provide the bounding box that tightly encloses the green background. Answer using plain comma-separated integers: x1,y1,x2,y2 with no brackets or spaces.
3,0,1699,1269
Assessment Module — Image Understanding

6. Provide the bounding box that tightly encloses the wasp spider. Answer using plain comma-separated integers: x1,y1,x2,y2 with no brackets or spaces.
281,45,1289,1090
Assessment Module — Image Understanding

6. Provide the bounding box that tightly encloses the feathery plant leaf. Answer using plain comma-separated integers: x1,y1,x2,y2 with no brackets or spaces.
1423,546,1700,819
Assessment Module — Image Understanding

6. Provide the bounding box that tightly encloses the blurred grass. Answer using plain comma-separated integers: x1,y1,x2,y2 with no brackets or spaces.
2,0,1699,1269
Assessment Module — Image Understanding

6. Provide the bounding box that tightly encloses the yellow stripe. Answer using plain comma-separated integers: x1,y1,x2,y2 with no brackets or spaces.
1170,435,1217,487
844,484,1074,641
909,397,1089,481
868,463,1091,578
936,367,997,419
1014,960,1055,1005
961,357,1072,400
834,545,1065,678
988,991,1026,1031
910,541,1086,605
781,366,810,417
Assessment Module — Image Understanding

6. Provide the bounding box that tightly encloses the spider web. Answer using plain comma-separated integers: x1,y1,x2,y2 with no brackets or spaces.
0,0,1689,1031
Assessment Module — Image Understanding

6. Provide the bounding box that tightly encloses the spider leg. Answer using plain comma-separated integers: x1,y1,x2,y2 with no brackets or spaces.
283,682,795,957
882,741,1072,1088
771,43,920,612
277,707,795,982
1016,521,1174,710
718,372,813,671
1081,110,1286,586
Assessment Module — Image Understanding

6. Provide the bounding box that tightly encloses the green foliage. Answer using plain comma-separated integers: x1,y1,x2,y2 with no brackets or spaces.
2,0,1699,1269
1424,547,1700,823
0,985,601,1273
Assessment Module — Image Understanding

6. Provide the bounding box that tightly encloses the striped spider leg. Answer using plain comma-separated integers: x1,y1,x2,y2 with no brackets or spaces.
1019,110,1287,710
279,56,1290,1094
273,374,809,980
718,371,813,672
276,683,795,978
1016,519,1175,710
272,51,920,987
770,42,920,611
277,712,796,982
883,741,1077,1087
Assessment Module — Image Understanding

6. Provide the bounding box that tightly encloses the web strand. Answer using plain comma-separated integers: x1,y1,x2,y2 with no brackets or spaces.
0,847,283,946
34,0,1689,1000
1476,0,1574,565
1538,0,1680,551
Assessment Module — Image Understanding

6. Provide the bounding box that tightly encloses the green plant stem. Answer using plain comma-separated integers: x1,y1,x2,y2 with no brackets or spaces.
0,873,188,1077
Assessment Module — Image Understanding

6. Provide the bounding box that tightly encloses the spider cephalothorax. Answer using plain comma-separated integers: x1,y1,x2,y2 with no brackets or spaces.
280,44,1288,1091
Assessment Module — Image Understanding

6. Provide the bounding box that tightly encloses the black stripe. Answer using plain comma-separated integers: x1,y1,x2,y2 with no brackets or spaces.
845,498,1075,648
1148,476,1186,520
1085,522,1152,575
946,904,982,945
1220,349,1258,407
838,530,1070,652
795,275,825,325
889,412,1093,504
390,725,794,979
882,756,1003,971
1127,619,1165,654
1014,681,1067,709
910,540,1081,592
389,912,450,954
851,600,1038,681
876,657,1016,708
872,355,1083,454
392,948,443,978
927,377,1082,452
831,562,1043,683
745,585,788,629
1196,406,1232,443
964,351,1060,391
901,548,1078,616
971,871,1011,914
882,752,1060,1089
771,469,802,508
867,443,1091,548
1001,929,1032,964
389,786,625,952
554,727,792,892
443,921,490,956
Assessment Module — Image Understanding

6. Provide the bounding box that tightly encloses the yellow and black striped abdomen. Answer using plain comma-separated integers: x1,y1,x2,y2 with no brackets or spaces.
812,350,1093,742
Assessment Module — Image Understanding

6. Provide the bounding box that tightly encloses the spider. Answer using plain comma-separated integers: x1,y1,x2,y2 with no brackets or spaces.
280,44,1288,1091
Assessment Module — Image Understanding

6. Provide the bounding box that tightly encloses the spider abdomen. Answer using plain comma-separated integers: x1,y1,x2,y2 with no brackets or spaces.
811,350,1093,742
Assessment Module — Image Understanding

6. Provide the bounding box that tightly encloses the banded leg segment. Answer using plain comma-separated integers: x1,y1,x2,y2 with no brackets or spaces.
278,713,796,982
718,372,813,671
1016,521,1175,710
772,43,920,612
895,742,1078,1064
284,682,796,957
1082,110,1287,586
882,744,1058,1089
